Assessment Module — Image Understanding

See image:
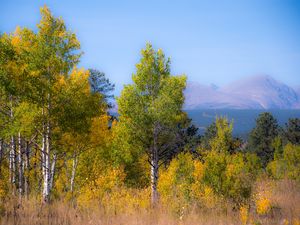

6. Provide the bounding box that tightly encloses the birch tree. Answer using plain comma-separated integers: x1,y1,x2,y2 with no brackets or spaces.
20,6,81,203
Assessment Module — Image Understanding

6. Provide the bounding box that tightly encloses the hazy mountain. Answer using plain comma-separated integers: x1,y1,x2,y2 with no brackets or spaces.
185,75,300,109
295,86,300,96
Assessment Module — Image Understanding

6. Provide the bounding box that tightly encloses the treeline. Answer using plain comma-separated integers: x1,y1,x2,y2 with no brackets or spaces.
0,6,299,220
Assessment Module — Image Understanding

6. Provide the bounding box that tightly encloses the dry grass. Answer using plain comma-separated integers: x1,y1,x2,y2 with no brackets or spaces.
0,179,299,225
0,200,240,225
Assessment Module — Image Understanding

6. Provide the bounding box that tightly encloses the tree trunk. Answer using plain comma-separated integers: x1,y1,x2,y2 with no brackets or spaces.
150,157,159,205
0,139,3,173
49,152,56,191
70,154,78,193
24,141,30,198
42,123,50,203
9,136,16,195
151,125,159,205
9,97,16,195
18,132,23,200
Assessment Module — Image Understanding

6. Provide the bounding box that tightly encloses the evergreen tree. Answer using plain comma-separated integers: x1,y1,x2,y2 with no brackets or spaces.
88,69,115,108
283,118,300,145
248,112,279,167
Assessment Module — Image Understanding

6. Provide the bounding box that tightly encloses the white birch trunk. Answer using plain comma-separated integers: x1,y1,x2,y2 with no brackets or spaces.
151,125,159,205
9,97,16,194
49,152,56,191
18,132,23,199
24,141,30,198
70,154,78,193
9,136,16,195
150,157,159,205
42,122,50,203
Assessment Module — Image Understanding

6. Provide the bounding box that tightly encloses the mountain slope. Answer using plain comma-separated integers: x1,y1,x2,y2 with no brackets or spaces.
184,75,300,109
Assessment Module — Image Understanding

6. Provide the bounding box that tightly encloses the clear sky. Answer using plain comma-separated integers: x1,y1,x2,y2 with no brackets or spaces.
1,0,300,94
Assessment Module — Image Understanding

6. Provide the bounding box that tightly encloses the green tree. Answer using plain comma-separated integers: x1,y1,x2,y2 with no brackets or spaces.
200,122,217,150
248,112,279,167
210,117,233,153
117,43,187,204
283,118,300,145
88,69,115,108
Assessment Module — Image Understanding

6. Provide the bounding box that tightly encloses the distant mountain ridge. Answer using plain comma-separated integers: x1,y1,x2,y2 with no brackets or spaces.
184,75,300,109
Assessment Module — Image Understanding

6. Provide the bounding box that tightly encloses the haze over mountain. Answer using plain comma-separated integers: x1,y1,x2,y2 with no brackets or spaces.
185,75,300,109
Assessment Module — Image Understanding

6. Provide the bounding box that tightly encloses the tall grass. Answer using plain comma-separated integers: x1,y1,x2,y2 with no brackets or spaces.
0,179,299,225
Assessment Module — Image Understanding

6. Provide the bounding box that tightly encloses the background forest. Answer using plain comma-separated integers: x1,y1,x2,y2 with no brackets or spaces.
0,6,299,225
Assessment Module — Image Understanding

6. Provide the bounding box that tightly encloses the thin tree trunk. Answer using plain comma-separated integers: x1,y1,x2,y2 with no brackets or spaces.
0,139,3,173
24,141,30,198
150,157,159,205
151,125,159,205
49,152,56,191
42,124,50,203
9,135,16,195
70,154,78,193
18,132,23,200
9,96,16,195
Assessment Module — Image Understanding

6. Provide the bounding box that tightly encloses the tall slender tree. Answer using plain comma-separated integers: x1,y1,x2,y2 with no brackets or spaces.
117,43,187,204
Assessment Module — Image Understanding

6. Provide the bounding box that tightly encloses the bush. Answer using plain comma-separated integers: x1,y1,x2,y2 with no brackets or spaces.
267,144,300,182
158,153,196,213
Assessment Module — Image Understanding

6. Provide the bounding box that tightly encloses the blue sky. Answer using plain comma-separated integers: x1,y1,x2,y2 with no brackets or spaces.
1,0,300,94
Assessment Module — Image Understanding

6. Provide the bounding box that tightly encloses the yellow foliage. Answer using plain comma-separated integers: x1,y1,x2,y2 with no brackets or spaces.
101,188,150,214
77,165,150,215
11,26,21,48
193,160,205,181
90,115,112,147
201,185,221,209
256,196,272,215
240,205,249,225
77,167,125,209
0,180,8,199
293,218,300,225
255,180,274,215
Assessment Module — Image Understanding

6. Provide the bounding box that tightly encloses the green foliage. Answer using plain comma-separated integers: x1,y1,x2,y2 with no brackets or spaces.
199,117,261,205
267,144,300,181
283,118,300,145
203,151,260,205
200,122,217,149
116,43,187,188
159,153,195,200
210,117,233,153
88,69,115,107
248,112,279,167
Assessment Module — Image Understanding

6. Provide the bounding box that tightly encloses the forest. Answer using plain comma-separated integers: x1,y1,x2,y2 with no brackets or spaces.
0,6,299,225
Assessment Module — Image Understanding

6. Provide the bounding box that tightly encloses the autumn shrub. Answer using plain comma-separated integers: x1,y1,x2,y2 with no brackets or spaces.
267,144,300,181
158,153,196,213
202,151,260,206
158,151,260,212
77,166,125,209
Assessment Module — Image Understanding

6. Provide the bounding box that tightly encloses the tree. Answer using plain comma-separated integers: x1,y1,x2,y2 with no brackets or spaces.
117,43,187,204
200,122,217,150
283,118,300,145
199,118,242,157
88,69,115,108
201,117,261,206
210,117,233,153
248,112,279,167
